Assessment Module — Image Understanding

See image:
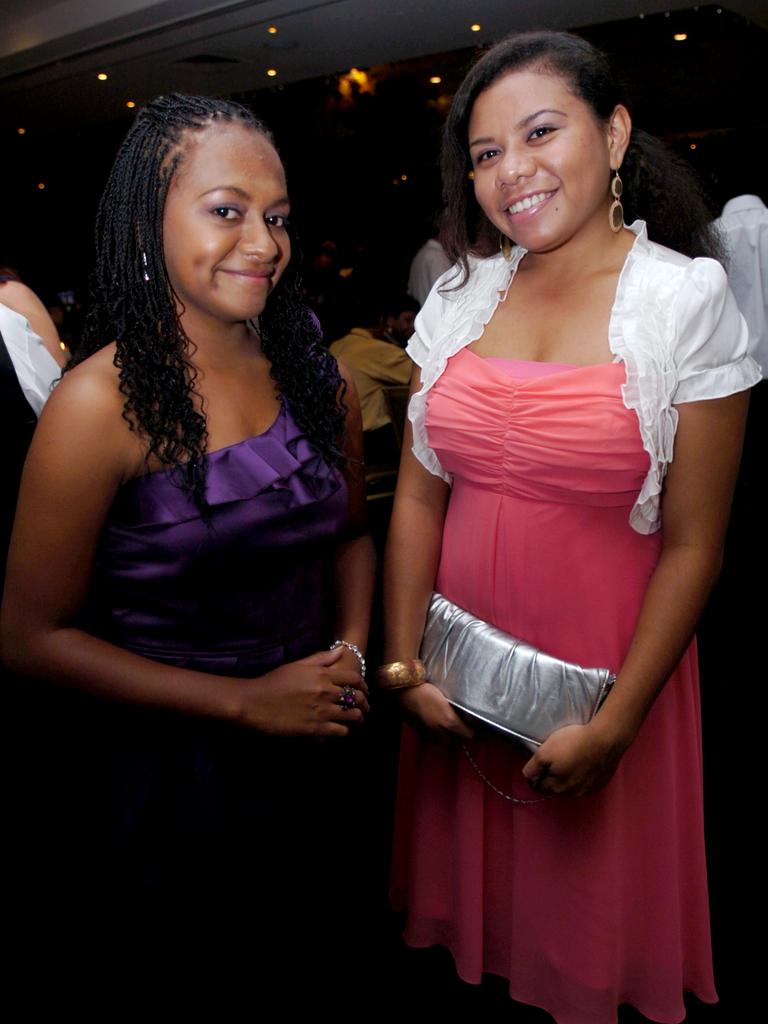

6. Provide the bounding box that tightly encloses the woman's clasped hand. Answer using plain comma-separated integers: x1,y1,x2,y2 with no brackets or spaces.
237,646,369,736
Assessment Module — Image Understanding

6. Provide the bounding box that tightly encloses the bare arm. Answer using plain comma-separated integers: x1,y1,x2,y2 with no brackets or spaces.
0,280,67,367
332,367,376,671
524,390,750,796
382,368,472,738
1,362,365,737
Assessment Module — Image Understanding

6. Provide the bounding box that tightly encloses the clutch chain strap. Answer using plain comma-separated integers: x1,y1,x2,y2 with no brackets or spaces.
461,744,552,806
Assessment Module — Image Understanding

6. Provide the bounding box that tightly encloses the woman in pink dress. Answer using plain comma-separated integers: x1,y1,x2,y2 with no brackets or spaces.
381,32,760,1024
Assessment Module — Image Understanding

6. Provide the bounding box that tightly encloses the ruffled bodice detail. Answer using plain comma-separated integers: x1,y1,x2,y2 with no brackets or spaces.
428,351,648,509
82,402,347,674
110,402,341,525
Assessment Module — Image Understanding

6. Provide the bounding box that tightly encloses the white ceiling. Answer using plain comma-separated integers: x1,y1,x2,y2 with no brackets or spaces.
3,1,765,133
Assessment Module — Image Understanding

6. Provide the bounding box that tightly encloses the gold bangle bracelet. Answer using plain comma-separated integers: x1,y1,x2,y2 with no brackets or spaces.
375,659,427,691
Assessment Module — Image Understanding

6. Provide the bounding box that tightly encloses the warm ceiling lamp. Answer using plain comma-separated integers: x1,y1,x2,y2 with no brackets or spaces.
97,72,108,80
37,182,45,190
267,68,278,77
268,25,278,34
470,23,481,32
429,75,442,84
17,127,26,134
690,143,697,150
674,33,688,41
126,100,136,109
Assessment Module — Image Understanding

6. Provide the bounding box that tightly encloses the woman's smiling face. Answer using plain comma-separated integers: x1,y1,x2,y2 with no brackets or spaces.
468,68,630,255
162,122,291,339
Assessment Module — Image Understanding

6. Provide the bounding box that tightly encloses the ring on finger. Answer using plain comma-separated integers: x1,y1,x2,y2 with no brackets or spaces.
337,685,357,711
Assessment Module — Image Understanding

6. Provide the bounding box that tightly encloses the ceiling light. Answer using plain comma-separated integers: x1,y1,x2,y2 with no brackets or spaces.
37,182,45,190
267,68,278,77
17,127,26,135
429,76,442,84
471,24,481,33
126,100,136,109
267,25,278,34
690,143,697,150
674,33,687,41
97,72,108,81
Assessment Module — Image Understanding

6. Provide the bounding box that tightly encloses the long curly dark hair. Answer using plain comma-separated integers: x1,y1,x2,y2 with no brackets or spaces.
74,93,345,510
441,31,724,283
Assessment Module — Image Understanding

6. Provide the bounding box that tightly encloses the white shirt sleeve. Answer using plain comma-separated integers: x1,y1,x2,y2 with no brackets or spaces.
0,302,60,416
671,257,758,404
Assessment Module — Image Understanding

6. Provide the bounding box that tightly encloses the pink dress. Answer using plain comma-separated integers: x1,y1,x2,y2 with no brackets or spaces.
391,348,717,1024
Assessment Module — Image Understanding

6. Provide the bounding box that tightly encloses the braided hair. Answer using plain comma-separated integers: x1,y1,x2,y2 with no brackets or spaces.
441,31,724,284
74,93,345,509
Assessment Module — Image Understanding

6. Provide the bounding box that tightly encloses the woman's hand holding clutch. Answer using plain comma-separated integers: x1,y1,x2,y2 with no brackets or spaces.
398,682,475,741
522,718,631,798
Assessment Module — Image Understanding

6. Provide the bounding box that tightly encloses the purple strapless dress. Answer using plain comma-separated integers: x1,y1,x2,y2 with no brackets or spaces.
83,400,347,675
69,401,352,909
11,400,379,1000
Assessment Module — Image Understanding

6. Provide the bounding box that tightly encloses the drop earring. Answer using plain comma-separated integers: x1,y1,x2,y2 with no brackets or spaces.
609,169,624,233
142,250,150,282
499,234,513,261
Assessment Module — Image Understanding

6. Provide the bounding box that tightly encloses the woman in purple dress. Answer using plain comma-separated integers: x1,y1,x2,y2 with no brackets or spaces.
1,95,374,991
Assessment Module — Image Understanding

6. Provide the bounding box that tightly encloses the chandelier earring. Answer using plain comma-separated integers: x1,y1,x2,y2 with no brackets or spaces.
609,169,624,233
499,233,513,261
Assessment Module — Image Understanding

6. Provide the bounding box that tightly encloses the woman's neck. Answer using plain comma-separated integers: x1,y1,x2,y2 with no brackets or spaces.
519,224,635,285
183,318,262,373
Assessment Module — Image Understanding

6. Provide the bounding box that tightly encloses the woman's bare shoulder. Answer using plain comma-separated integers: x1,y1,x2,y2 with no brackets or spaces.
46,345,120,414
38,344,144,480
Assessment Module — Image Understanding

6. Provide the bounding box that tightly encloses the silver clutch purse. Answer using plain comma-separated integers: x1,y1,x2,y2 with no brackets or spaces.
420,593,616,751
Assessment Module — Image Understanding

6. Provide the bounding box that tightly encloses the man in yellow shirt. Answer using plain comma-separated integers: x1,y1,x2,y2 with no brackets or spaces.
330,295,417,464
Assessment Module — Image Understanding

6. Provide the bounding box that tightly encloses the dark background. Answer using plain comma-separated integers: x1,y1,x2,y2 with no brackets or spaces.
2,5,766,308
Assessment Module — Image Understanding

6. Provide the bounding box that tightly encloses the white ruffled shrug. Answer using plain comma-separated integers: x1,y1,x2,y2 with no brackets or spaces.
407,221,761,534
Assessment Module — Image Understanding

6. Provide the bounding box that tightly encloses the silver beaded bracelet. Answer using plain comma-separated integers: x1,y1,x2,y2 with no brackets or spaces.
330,639,366,679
